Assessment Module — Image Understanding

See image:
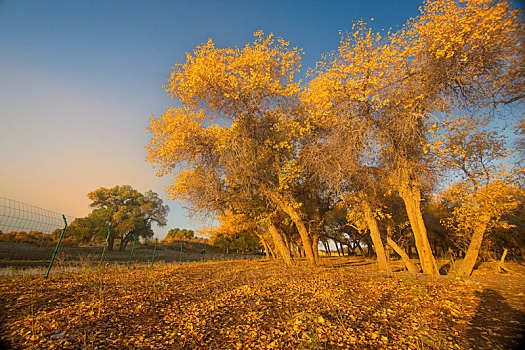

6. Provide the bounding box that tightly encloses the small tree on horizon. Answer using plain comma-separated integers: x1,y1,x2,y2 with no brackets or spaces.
165,228,195,240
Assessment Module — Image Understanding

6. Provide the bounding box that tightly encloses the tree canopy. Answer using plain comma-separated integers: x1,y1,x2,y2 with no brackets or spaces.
165,228,195,240
63,186,169,250
147,0,524,276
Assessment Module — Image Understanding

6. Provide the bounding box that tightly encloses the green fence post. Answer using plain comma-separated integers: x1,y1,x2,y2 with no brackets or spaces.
151,238,158,267
127,234,136,269
99,224,111,268
179,239,183,263
45,215,67,278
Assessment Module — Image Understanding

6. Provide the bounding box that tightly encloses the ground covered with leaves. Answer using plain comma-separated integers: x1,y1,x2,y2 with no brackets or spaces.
0,257,524,349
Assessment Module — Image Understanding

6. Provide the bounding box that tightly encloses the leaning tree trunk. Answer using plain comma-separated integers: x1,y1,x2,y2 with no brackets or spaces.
279,203,317,266
264,191,316,266
355,241,364,256
282,233,292,256
387,236,419,274
267,224,293,266
263,241,271,259
268,242,276,259
312,232,320,261
299,243,306,258
361,201,391,274
399,182,439,274
258,235,271,260
322,239,330,256
457,215,490,277
335,241,341,256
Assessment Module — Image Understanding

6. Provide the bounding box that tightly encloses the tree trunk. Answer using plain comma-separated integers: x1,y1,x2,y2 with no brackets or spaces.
387,237,419,274
268,243,276,259
287,211,316,266
264,190,316,266
119,238,126,251
282,232,292,256
361,201,391,274
399,183,439,274
355,241,364,256
364,236,374,257
256,234,272,260
497,248,508,273
275,200,316,266
322,239,330,256
108,236,115,251
262,240,271,260
312,232,320,261
267,224,293,266
300,243,306,258
335,241,341,256
457,216,490,277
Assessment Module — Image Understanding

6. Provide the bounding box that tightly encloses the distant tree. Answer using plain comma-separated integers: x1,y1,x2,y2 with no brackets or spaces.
1,231,54,245
207,213,262,253
165,228,195,240
61,211,107,243
87,185,169,251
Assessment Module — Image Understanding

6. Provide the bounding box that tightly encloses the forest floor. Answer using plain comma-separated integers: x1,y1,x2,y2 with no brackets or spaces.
0,257,524,349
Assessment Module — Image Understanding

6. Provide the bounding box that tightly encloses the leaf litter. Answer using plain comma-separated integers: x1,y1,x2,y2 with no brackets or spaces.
0,258,523,349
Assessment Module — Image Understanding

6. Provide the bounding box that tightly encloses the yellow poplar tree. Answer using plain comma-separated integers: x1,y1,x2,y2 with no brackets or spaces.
306,0,523,274
429,115,520,276
147,32,316,266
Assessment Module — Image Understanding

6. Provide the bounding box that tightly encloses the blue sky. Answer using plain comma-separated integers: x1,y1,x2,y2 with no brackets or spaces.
0,0,520,238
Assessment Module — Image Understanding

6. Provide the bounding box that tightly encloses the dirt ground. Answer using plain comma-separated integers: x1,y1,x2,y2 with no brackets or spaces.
0,257,523,349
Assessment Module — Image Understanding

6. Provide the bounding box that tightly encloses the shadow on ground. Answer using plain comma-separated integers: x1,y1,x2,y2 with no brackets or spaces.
467,289,525,350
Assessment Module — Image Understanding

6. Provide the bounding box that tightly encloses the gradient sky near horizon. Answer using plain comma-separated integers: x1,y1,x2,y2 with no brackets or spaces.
1,0,520,238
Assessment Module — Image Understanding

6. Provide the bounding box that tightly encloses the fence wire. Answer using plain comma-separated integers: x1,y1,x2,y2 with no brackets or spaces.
0,197,75,234
0,196,259,276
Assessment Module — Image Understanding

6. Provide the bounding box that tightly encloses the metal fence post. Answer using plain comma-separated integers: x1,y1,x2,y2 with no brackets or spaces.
45,215,67,278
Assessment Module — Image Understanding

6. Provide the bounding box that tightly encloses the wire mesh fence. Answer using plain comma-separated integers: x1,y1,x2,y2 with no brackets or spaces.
0,197,75,234
0,197,261,276
0,197,76,276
